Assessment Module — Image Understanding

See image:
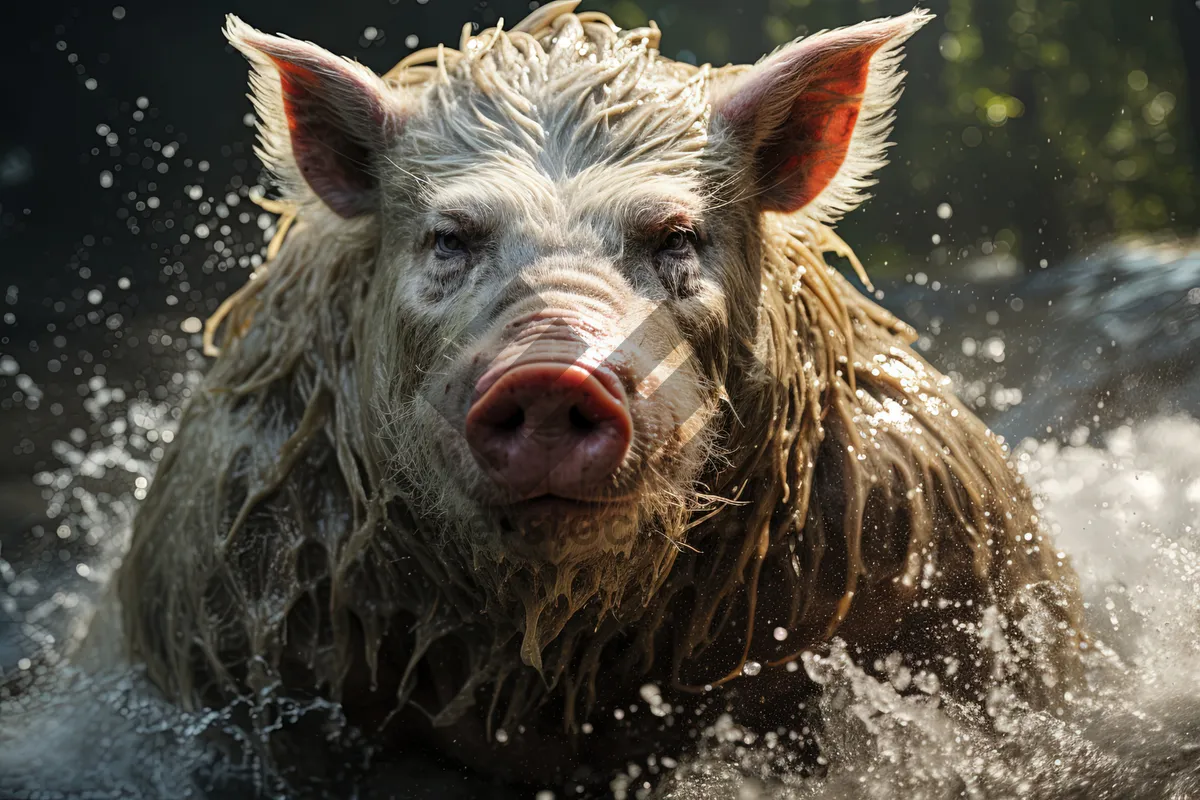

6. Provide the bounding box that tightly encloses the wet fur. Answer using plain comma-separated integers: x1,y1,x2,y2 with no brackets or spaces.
116,2,1085,789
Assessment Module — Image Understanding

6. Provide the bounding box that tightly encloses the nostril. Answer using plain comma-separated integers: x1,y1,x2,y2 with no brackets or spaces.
497,406,525,432
465,362,633,499
568,404,596,433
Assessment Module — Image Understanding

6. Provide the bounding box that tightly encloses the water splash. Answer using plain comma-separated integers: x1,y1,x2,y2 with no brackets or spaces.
659,417,1200,800
4,282,1200,797
4,324,1200,798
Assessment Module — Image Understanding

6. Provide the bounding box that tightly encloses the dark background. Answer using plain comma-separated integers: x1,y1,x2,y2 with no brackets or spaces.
4,0,1199,303
0,0,1198,542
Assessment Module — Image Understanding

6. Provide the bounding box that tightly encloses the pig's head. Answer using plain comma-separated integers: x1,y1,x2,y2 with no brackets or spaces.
224,3,928,612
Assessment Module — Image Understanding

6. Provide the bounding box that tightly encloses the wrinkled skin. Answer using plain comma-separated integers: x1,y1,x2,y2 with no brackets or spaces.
111,3,1086,795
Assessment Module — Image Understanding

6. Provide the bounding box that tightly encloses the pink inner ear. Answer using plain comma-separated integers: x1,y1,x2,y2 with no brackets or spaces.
268,55,380,218
756,40,886,214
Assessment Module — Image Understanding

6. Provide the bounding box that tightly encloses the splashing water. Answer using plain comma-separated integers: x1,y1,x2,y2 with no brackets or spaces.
660,417,1200,800
3,387,1199,798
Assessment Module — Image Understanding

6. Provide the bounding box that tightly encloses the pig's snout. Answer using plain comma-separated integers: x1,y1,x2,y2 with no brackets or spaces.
465,362,633,500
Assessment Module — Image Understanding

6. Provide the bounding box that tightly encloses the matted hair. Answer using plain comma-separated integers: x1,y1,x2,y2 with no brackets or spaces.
119,1,1082,744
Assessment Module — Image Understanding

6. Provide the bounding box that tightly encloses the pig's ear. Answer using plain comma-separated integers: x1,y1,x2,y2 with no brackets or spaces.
713,11,932,222
224,15,402,218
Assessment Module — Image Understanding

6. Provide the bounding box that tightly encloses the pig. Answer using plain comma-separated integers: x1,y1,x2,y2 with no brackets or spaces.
115,1,1085,793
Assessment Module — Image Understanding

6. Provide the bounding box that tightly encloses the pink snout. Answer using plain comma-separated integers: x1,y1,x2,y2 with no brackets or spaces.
464,362,633,500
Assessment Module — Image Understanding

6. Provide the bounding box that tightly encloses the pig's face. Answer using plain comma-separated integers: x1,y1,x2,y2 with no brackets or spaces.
369,149,730,563
225,9,929,567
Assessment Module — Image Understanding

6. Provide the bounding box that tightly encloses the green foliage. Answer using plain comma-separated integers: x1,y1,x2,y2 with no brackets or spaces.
594,0,1198,273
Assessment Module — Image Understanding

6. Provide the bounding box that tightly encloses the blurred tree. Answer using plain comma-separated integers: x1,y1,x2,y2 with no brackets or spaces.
595,0,1199,276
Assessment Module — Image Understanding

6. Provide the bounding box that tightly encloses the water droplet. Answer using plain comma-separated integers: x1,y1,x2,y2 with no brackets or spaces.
773,627,788,641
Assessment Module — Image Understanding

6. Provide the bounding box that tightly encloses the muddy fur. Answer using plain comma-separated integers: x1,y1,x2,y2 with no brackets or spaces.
115,1,1084,790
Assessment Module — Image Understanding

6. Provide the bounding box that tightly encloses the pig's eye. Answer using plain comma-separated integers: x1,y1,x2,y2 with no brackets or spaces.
657,229,697,258
434,231,468,258
653,228,701,298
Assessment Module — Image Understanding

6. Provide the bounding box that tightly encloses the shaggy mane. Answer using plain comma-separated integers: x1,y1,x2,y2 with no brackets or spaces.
120,1,1082,754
